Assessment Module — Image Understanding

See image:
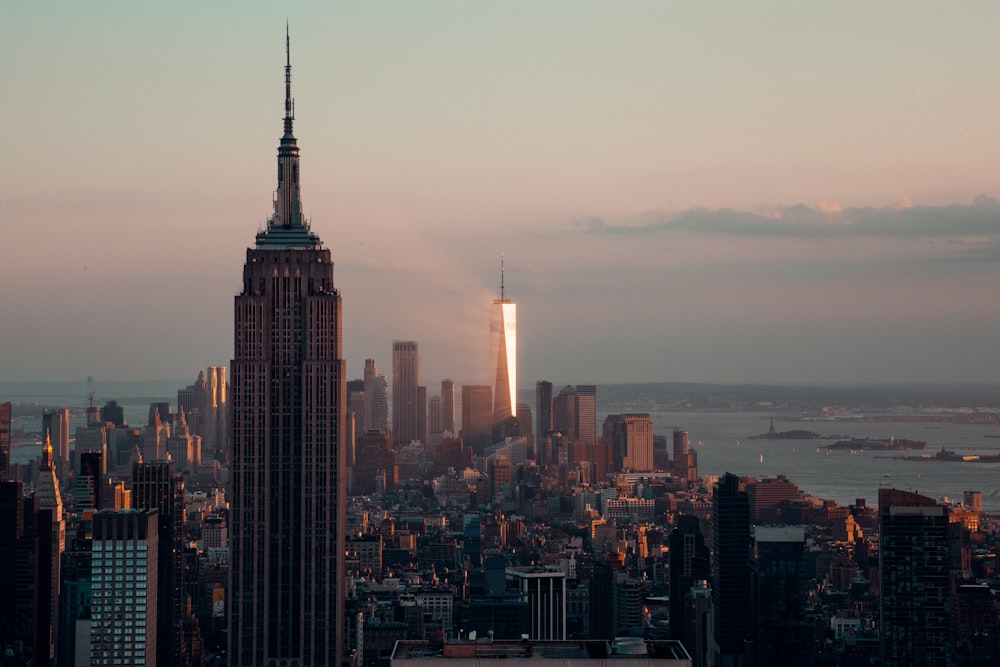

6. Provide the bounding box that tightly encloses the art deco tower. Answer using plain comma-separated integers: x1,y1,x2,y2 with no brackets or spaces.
490,256,516,423
230,30,346,667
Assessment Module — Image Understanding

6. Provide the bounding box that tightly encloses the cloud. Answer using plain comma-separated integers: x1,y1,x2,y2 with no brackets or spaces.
582,196,1000,240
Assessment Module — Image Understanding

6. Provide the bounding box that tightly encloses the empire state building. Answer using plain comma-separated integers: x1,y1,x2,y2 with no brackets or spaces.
230,31,346,667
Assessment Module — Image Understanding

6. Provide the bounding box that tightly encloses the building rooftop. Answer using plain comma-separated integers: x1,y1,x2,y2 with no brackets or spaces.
391,639,691,664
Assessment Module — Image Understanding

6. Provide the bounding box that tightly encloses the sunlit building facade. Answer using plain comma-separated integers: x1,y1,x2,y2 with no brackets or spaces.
490,271,517,424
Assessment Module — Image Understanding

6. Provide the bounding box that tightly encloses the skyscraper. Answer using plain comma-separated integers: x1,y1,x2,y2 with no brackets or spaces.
604,413,654,472
535,381,552,444
461,384,493,454
42,407,71,476
440,378,455,434
490,257,516,423
392,341,421,447
878,488,952,667
132,460,186,667
712,472,752,667
0,401,9,481
230,31,346,666
36,433,65,661
753,526,812,666
89,509,159,667
363,358,389,434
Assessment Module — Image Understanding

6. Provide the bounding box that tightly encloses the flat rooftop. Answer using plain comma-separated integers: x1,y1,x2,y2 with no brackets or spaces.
391,639,691,664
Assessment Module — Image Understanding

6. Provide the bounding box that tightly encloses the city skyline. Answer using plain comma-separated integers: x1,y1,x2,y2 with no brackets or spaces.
4,3,1000,386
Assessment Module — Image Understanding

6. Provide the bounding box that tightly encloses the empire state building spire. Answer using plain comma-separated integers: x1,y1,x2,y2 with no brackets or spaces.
255,25,320,249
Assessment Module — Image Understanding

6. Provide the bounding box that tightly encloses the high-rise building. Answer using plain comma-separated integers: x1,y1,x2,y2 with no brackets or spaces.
535,381,552,446
36,433,65,660
347,378,365,432
132,460,187,667
551,385,597,446
440,379,455,434
672,429,698,481
461,384,493,454
0,401,9,481
230,31,346,666
575,385,597,446
392,341,421,447
428,395,442,435
90,509,159,667
42,407,71,476
101,400,126,428
604,413,654,472
746,475,803,523
669,515,709,642
753,526,813,666
177,366,229,460
363,358,390,434
490,259,517,424
712,472,752,667
878,488,952,667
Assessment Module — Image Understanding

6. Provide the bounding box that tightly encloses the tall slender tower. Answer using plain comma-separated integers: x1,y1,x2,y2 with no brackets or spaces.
230,29,346,666
490,255,516,423
392,341,420,447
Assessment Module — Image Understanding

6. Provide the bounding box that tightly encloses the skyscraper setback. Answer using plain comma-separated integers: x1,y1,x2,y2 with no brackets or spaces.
229,31,346,666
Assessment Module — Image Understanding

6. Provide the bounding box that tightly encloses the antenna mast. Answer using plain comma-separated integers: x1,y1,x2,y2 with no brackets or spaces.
283,21,294,136
500,252,505,300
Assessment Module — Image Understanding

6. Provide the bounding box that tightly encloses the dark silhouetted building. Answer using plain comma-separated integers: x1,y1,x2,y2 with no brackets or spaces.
132,460,187,667
712,473,752,667
753,526,813,666
878,488,952,667
229,32,346,666
669,515,709,641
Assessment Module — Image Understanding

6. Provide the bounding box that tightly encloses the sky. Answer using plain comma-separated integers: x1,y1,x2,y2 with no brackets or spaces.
3,2,1000,388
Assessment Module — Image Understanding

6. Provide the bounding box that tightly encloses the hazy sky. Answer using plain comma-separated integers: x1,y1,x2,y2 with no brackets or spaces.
3,2,1000,387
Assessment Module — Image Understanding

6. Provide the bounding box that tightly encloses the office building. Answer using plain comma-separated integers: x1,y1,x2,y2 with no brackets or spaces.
42,407,71,476
712,473,752,667
535,381,553,448
89,509,159,667
753,526,812,666
440,378,456,433
746,475,803,524
177,366,229,459
506,567,567,641
230,32,347,666
132,460,187,667
672,429,698,483
461,385,493,454
0,401,9,481
364,358,390,434
490,261,517,423
878,488,952,667
552,385,597,447
669,515,709,642
393,341,421,447
37,433,66,660
575,385,597,446
604,413,654,473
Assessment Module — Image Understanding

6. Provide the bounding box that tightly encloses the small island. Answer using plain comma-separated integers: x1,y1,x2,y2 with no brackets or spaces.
749,417,846,440
826,437,927,451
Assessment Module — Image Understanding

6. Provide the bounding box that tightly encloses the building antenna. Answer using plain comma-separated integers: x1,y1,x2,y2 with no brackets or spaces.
284,20,294,136
500,252,505,300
